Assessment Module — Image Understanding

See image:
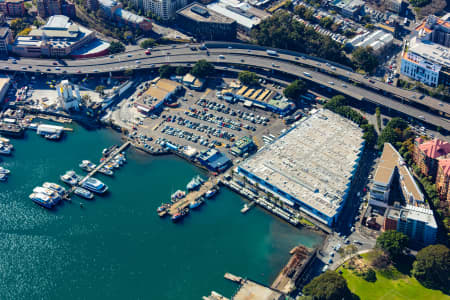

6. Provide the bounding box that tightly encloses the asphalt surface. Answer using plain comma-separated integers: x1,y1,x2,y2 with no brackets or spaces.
2,43,449,130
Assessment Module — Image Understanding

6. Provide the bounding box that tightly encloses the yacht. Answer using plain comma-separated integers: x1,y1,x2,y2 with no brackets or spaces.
74,187,94,199
29,192,58,209
81,177,108,194
43,182,66,195
0,166,10,174
79,160,96,172
60,170,81,186
33,186,61,201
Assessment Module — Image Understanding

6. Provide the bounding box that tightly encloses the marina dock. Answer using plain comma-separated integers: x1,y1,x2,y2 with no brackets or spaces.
64,141,131,198
168,176,219,216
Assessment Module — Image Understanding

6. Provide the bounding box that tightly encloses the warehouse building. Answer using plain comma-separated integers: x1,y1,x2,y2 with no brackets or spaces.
237,109,365,226
177,3,236,41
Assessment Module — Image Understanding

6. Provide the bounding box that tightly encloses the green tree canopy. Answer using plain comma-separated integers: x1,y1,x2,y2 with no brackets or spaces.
109,41,125,54
352,47,378,74
159,65,174,78
238,71,259,86
140,38,156,49
376,230,409,259
303,271,353,300
377,117,410,148
191,60,214,78
283,79,307,103
412,244,450,292
175,66,190,76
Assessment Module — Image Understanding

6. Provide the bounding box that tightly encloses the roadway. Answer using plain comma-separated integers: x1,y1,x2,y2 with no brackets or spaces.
2,43,449,130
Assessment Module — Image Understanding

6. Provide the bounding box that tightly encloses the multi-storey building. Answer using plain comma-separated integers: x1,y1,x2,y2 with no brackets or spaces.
413,138,450,179
37,0,75,18
400,14,450,87
176,3,236,41
0,0,25,17
99,0,152,31
436,159,450,203
0,26,12,57
384,205,437,245
142,0,187,21
384,0,406,15
86,0,98,11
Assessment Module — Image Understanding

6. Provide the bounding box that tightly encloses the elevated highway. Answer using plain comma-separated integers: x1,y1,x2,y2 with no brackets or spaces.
2,42,449,131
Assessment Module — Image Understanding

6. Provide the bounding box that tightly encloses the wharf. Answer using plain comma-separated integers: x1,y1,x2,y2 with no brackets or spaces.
168,177,219,215
65,141,130,197
0,123,24,137
241,202,255,213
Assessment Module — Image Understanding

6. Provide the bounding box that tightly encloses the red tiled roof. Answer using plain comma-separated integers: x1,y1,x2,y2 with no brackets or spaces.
418,139,450,159
439,159,450,177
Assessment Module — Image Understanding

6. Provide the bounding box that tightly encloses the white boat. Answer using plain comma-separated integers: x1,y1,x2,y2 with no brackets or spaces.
33,186,61,201
99,167,114,176
43,182,66,195
74,187,94,199
0,173,7,181
29,192,58,208
0,166,10,174
205,189,218,199
60,170,81,185
0,146,11,155
79,160,96,172
81,177,108,194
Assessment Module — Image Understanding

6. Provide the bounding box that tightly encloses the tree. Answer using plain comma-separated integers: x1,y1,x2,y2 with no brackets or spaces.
159,65,173,78
95,85,105,95
109,41,125,54
140,38,156,49
17,27,31,36
412,244,450,292
123,31,133,41
191,60,214,78
303,271,353,300
238,71,259,86
283,79,307,104
362,268,376,282
352,47,378,74
320,16,333,29
10,18,27,36
175,66,189,76
376,230,408,259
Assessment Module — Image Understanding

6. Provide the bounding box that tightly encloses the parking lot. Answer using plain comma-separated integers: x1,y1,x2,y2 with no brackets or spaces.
112,77,293,157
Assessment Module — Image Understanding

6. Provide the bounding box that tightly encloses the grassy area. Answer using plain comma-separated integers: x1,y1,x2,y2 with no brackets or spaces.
339,255,450,300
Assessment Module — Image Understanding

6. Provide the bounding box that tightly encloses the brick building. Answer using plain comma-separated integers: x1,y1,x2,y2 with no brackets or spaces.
37,0,75,18
436,159,450,203
413,138,450,179
0,0,25,17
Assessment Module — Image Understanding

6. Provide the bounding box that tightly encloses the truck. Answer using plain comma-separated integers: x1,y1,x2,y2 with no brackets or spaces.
266,50,278,56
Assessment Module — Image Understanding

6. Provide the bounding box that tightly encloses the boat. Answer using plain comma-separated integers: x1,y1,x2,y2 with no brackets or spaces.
33,186,61,201
0,137,10,143
171,208,189,222
29,192,58,208
44,133,60,140
99,167,114,176
81,177,108,194
79,160,96,172
189,197,204,209
0,166,10,174
171,190,186,201
74,187,94,199
0,145,11,155
186,175,204,191
0,173,7,181
60,170,81,186
205,188,218,199
102,145,117,156
43,182,66,195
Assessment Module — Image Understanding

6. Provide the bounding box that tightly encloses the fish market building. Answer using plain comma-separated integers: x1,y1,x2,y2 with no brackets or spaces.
236,109,365,227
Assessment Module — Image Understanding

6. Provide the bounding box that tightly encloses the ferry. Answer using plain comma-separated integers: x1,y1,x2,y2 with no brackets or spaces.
186,175,204,191
205,188,218,199
79,160,96,172
33,186,61,201
81,177,108,194
60,170,81,185
29,192,58,209
43,182,66,195
189,197,204,209
0,166,10,174
171,208,189,222
74,187,94,199
171,190,186,201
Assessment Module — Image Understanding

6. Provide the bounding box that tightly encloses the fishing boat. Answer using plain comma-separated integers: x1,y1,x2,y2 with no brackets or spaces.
0,166,10,174
43,182,66,195
29,192,58,208
81,177,108,194
186,175,204,191
205,188,218,199
74,187,94,199
171,190,186,201
60,170,81,186
79,160,96,172
189,197,204,209
171,208,189,222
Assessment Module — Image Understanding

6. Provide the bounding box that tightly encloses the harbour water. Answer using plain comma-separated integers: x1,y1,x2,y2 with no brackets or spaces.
0,123,323,300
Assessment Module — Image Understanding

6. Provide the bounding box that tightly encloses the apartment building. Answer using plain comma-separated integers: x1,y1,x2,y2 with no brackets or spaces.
143,0,187,21
413,138,450,179
0,0,25,17
436,159,450,203
0,26,12,57
37,0,75,18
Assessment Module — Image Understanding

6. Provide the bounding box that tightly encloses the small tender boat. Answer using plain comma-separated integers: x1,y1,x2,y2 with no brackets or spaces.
74,187,94,199
99,167,114,176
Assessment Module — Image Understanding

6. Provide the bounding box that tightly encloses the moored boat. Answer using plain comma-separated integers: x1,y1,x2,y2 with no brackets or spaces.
171,208,189,222
189,197,204,209
81,177,108,194
29,192,58,208
205,188,218,199
60,170,81,186
0,173,7,181
171,190,186,201
43,182,66,195
33,186,61,201
74,187,94,199
0,166,10,174
79,160,96,172
186,175,204,191
99,167,114,176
